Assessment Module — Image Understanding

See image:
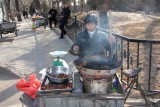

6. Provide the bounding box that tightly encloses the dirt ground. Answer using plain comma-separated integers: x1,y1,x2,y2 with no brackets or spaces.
111,12,160,40
110,12,160,93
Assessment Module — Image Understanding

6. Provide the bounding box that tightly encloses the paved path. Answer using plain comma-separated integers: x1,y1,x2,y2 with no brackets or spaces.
0,19,77,107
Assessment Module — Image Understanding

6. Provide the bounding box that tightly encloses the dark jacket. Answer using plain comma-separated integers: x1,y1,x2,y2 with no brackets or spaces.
72,28,111,57
48,9,58,19
60,7,70,24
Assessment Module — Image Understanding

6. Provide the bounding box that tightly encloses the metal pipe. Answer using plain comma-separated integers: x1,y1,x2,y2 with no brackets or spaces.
121,39,123,79
136,42,140,88
126,41,130,85
148,43,152,92
127,41,130,69
137,42,140,67
115,37,118,58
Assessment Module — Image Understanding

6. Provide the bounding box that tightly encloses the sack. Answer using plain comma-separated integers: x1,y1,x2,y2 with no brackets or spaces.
16,74,41,99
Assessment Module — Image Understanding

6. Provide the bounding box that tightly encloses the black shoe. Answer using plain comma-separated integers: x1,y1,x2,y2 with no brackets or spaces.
59,37,64,39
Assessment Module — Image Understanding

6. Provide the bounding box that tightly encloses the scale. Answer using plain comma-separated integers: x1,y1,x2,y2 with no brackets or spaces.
49,51,68,66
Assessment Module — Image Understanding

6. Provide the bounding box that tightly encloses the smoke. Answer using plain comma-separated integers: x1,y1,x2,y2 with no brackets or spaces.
99,11,109,29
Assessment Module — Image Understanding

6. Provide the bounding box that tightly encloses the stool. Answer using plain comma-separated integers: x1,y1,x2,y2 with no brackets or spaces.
122,68,148,104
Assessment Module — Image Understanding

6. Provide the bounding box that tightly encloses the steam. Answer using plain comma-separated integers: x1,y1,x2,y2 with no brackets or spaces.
145,0,155,15
108,10,112,37
99,11,109,29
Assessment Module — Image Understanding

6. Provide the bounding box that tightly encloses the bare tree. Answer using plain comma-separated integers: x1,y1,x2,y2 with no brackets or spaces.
7,0,15,21
4,0,10,21
48,0,52,9
73,0,76,13
56,0,61,12
19,0,32,11
79,0,85,12
15,0,22,21
32,0,42,13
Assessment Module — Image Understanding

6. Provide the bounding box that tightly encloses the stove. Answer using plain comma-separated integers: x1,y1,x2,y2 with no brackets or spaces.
73,55,122,94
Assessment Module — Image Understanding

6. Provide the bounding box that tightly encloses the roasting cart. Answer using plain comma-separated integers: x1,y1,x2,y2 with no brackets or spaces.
0,21,18,38
32,16,46,29
19,50,125,107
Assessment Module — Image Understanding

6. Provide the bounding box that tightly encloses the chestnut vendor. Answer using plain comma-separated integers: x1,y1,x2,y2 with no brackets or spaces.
72,15,112,57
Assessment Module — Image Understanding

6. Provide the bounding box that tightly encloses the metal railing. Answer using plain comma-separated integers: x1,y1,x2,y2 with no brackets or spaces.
68,16,160,95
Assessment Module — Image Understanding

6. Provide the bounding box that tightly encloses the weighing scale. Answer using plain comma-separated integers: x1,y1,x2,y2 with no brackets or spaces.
49,51,68,66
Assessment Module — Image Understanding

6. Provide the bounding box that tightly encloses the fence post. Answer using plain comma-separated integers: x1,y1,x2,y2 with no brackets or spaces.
135,42,140,89
121,39,123,79
148,43,152,92
137,42,140,67
127,41,130,69
115,37,118,58
127,41,130,85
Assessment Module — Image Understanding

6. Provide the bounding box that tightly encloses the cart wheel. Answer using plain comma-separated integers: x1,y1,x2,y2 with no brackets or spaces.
15,30,18,36
44,25,46,29
44,22,46,29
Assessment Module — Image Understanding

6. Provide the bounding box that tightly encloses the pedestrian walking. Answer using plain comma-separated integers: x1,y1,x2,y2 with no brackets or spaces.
59,3,70,39
48,7,58,29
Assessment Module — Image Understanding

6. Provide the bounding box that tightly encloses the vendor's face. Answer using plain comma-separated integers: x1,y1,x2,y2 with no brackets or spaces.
86,23,96,32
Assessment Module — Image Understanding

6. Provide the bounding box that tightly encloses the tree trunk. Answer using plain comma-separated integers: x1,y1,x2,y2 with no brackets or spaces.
1,2,5,20
79,0,84,12
15,0,22,21
56,0,60,12
19,0,26,11
73,0,76,13
98,0,110,29
8,0,15,21
52,1,54,8
48,0,52,9
32,0,42,13
4,0,9,21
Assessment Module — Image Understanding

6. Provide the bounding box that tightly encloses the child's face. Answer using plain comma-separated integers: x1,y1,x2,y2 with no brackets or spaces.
86,23,96,32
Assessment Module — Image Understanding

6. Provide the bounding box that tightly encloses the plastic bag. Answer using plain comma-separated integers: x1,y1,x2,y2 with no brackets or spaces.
39,68,47,81
16,73,41,99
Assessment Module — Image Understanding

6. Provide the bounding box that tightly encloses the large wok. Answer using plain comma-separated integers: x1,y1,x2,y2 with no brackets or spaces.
74,55,122,80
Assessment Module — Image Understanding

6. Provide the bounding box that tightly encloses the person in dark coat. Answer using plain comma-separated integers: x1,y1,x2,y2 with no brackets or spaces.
48,7,58,29
71,15,111,57
23,10,28,19
59,3,71,39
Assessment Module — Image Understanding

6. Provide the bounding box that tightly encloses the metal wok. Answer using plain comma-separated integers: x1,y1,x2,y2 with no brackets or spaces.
74,55,122,70
74,55,122,80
